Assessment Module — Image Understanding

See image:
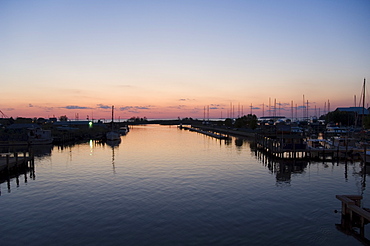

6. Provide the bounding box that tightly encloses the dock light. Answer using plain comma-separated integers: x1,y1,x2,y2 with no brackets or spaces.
89,121,93,128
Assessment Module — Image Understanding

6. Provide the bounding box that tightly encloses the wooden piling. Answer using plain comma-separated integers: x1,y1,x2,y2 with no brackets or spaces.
336,195,370,239
6,154,10,171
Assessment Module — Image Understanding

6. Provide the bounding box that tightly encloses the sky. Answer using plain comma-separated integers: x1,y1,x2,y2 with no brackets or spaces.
1,0,370,120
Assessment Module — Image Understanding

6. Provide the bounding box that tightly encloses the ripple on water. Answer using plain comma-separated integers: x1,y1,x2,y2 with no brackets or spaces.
0,125,364,246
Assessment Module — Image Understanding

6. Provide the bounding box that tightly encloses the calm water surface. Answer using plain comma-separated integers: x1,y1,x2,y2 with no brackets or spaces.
1,125,369,245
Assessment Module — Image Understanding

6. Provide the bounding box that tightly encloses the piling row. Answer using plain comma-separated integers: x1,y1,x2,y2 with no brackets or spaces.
255,134,307,159
0,151,35,175
180,126,230,140
255,133,364,161
336,195,370,242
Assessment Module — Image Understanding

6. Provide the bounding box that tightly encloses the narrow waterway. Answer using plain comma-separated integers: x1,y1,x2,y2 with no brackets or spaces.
0,125,367,245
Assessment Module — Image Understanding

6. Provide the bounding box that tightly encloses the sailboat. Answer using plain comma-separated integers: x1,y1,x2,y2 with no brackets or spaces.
106,106,121,141
358,78,370,163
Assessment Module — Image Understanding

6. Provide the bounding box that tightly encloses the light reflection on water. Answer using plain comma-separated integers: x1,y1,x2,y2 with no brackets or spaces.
0,125,367,245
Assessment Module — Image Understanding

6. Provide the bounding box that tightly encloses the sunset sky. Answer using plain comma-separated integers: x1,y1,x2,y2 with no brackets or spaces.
1,0,370,120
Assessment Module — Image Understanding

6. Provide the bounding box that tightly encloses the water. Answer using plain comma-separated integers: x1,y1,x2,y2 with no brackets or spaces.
0,125,368,245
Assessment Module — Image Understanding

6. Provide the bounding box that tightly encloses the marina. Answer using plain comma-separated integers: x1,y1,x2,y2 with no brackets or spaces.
0,125,369,245
1,1,369,244
254,133,365,161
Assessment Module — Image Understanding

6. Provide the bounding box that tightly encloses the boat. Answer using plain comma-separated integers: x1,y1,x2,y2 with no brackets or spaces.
119,126,129,135
106,139,121,148
0,124,53,146
306,139,330,150
106,131,121,141
326,124,347,135
28,127,53,144
106,106,121,141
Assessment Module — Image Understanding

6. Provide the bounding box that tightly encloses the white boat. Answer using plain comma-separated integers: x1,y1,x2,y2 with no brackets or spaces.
28,127,53,145
326,124,347,134
306,139,330,150
106,105,121,141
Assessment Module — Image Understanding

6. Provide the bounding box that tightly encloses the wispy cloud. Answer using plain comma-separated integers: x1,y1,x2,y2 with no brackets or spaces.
168,105,186,110
179,98,195,101
62,105,92,110
276,102,290,107
209,104,224,110
97,104,111,109
119,106,152,112
27,104,53,111
118,106,152,114
190,107,201,114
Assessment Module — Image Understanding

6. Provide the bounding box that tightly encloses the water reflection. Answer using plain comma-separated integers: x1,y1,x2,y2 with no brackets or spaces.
0,144,52,158
106,139,121,174
106,139,121,148
235,138,244,147
0,145,51,194
255,150,308,185
1,125,369,245
0,157,36,195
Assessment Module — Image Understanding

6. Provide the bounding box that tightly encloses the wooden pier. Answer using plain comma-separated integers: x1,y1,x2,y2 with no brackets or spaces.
179,126,230,140
191,125,256,138
255,133,308,159
255,133,363,161
336,195,370,244
0,151,36,194
0,151,35,174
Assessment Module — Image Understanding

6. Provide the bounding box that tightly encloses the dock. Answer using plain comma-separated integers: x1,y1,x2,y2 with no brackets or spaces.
0,151,35,174
255,133,307,159
0,150,36,194
336,195,370,244
179,126,230,140
255,133,363,161
191,125,256,138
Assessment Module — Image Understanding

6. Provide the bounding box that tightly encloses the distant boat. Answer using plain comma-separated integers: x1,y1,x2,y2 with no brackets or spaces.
28,127,53,144
119,126,129,135
326,124,347,134
0,124,53,145
306,139,330,150
106,106,121,141
106,131,120,141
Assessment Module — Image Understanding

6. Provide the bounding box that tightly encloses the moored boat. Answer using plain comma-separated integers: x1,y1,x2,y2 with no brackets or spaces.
0,124,53,146
28,127,53,144
119,126,129,135
106,131,120,141
106,105,121,141
306,139,330,150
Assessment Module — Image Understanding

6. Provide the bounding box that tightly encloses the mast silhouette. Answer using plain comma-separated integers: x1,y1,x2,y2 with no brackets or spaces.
362,78,366,128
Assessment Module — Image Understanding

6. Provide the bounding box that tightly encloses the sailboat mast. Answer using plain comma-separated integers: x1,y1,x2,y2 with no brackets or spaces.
363,78,366,128
111,105,114,123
